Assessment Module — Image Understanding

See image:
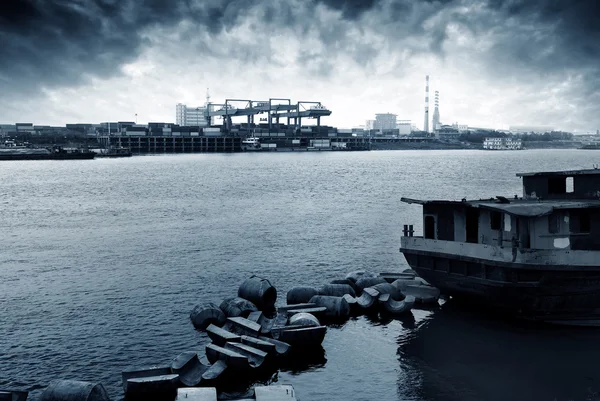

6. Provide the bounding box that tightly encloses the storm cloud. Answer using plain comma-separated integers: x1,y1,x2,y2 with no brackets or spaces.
0,0,599,129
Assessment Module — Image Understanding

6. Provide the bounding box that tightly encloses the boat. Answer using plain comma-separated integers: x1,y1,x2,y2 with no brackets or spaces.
241,136,262,151
400,167,600,326
0,143,96,160
95,146,133,158
580,143,600,150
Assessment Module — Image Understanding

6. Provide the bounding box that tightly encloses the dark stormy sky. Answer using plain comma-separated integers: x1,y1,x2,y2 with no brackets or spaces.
0,0,599,131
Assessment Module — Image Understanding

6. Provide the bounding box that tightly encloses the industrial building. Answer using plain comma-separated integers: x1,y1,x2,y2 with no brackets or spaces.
374,113,397,131
176,103,209,127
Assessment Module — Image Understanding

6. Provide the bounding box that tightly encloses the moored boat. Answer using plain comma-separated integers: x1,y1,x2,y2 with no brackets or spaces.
0,145,96,160
400,168,600,326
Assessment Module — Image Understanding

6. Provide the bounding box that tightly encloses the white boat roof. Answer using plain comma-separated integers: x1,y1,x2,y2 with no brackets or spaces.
401,197,600,217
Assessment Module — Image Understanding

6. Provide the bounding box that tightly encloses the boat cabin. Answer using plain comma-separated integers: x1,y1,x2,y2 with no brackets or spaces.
402,169,600,251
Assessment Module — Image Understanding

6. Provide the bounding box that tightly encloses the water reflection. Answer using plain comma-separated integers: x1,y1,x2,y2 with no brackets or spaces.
398,300,600,401
278,346,327,374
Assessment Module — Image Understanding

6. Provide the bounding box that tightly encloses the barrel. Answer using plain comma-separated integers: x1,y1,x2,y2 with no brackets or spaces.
288,312,320,327
219,297,258,318
308,295,350,318
318,284,356,298
286,286,319,305
355,277,387,293
39,380,110,401
190,303,227,330
238,275,277,311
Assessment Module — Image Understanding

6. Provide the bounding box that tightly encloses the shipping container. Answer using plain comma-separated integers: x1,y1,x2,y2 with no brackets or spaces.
292,139,301,144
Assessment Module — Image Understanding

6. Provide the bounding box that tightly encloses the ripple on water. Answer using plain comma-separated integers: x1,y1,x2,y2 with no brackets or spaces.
1,150,599,401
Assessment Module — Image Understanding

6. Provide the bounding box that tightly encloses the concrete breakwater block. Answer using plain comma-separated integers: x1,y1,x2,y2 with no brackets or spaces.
345,271,377,283
238,276,278,311
286,287,318,305
308,295,350,318
220,297,258,318
122,366,171,393
175,387,217,401
286,307,327,320
288,312,320,328
126,374,179,401
206,324,241,346
378,272,417,283
318,284,356,298
277,303,316,312
381,294,415,315
201,360,228,384
356,287,379,309
0,390,28,401
190,303,227,330
224,342,269,368
329,279,358,293
403,284,440,304
205,344,250,371
273,326,327,348
39,380,110,401
247,311,275,334
254,385,297,401
354,277,387,293
241,335,277,354
170,351,208,387
369,283,403,300
390,279,419,291
223,317,262,337
258,336,291,356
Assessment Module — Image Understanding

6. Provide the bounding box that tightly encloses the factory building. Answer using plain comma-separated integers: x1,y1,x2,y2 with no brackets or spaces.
374,113,397,131
176,103,209,127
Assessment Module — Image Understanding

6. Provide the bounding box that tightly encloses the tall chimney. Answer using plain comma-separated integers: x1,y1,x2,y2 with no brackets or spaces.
424,75,430,133
432,90,440,131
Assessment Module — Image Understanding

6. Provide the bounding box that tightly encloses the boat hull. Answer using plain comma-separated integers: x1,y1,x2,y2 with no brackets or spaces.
400,237,600,326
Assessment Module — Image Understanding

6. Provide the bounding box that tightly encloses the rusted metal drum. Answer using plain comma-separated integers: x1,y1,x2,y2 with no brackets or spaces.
238,276,277,311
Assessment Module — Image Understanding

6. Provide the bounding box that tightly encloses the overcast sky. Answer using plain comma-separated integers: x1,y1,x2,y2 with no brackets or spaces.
1,0,599,131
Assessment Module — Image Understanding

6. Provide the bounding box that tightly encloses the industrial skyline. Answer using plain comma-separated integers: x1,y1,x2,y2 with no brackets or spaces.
0,1,598,132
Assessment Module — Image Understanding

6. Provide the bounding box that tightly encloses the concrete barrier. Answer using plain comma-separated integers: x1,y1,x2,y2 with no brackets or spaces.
190,303,227,330
238,276,277,311
219,297,258,318
286,287,319,305
318,284,356,298
39,380,110,401
308,295,350,318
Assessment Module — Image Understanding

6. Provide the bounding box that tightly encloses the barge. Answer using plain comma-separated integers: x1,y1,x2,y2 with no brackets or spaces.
400,168,600,326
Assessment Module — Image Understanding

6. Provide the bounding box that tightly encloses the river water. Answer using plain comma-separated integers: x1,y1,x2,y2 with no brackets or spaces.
1,149,599,401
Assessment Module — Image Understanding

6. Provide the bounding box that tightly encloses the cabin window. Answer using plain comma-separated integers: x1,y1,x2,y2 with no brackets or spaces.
548,214,560,234
424,215,436,239
566,177,574,193
504,214,512,232
548,177,566,194
571,210,591,233
490,211,501,230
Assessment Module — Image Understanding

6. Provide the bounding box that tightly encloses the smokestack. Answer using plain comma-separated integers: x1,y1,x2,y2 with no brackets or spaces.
432,90,440,131
424,75,430,133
